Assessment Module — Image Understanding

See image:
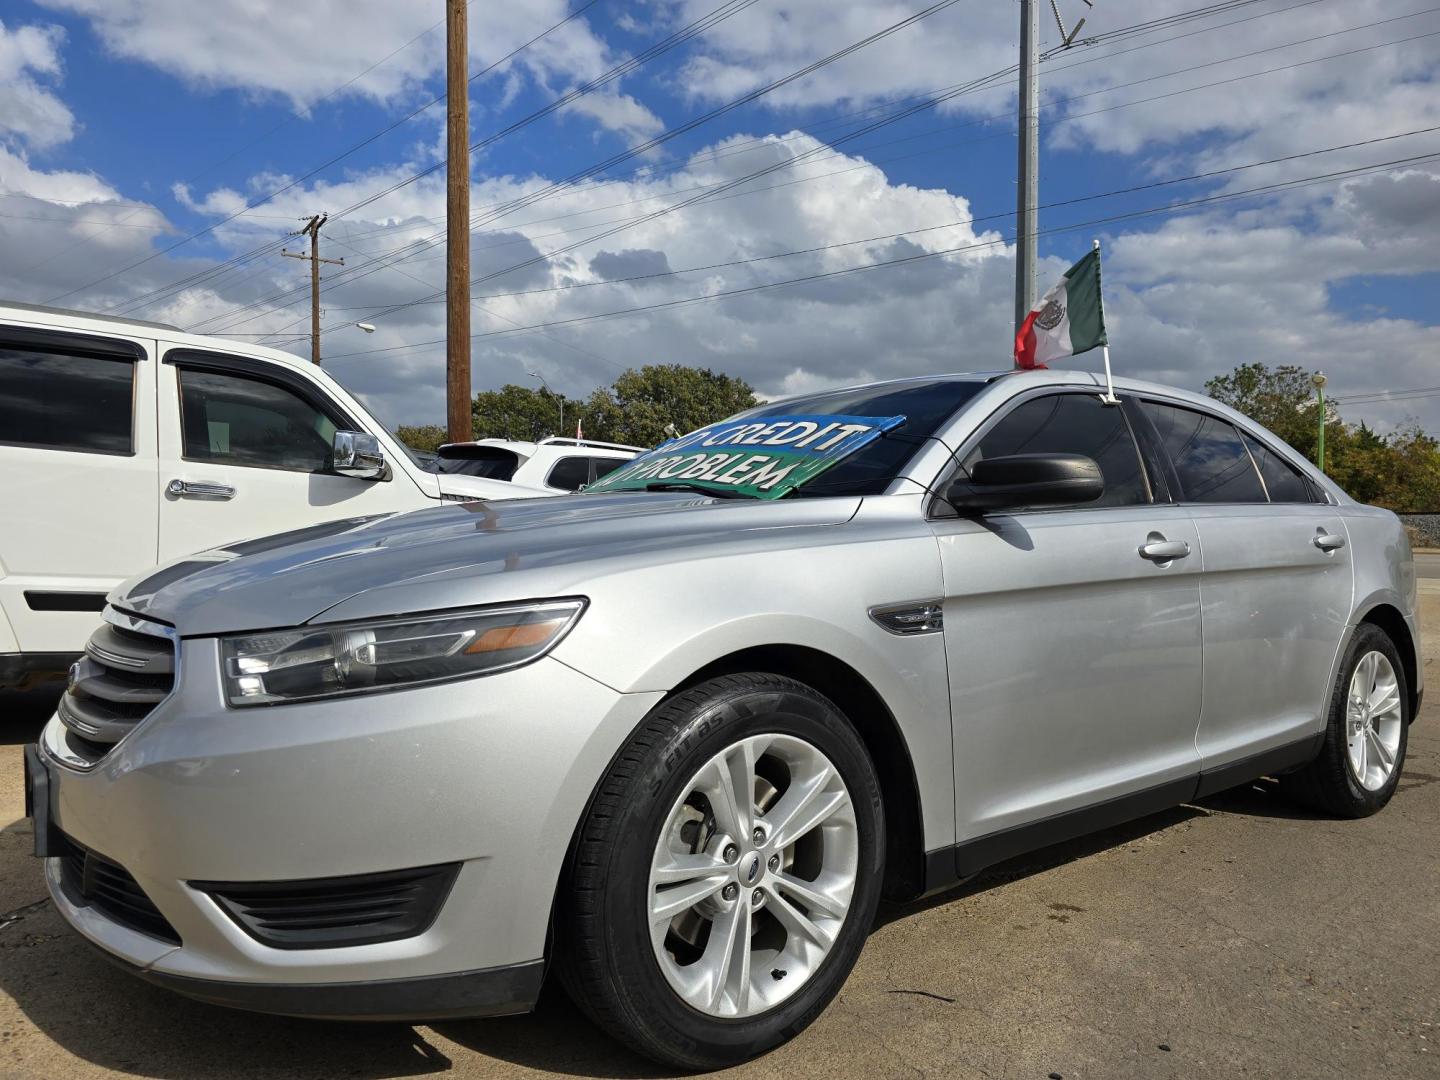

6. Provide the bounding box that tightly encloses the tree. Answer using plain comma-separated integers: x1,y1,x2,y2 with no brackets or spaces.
471,384,580,442
1204,362,1320,461
581,364,757,447
394,424,448,453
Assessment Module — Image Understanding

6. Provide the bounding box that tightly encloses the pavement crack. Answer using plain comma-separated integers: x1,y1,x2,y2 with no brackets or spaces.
0,897,51,932
886,988,958,1004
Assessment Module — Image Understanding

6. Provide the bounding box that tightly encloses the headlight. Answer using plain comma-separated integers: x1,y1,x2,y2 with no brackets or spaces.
220,599,586,706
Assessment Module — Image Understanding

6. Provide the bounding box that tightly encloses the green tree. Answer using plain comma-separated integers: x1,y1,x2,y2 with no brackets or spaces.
582,364,757,447
471,384,580,442
394,424,448,453
1204,362,1320,461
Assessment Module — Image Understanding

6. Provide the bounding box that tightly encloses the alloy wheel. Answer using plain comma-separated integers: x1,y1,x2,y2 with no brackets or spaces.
647,733,858,1018
1345,650,1403,791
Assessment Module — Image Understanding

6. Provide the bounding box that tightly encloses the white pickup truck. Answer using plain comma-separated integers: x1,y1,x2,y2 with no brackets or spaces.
0,301,547,688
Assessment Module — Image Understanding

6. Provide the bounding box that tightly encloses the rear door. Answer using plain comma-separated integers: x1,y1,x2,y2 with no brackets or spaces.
156,349,424,561
0,325,157,655
1134,398,1354,770
928,389,1204,869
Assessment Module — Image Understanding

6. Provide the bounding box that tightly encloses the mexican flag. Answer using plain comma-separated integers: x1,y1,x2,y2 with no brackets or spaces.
1014,247,1108,370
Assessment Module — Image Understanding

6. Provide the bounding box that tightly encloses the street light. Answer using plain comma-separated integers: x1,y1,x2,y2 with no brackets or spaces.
1311,372,1328,473
356,322,376,334
527,370,563,438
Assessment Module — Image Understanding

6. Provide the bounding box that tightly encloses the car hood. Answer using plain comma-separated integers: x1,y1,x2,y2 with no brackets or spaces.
112,491,861,636
435,472,552,500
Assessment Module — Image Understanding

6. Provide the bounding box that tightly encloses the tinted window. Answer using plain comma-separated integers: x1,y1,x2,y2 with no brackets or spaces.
1143,401,1266,504
179,368,338,472
436,447,520,480
592,458,626,481
746,379,985,496
964,393,1149,508
1242,432,1317,503
0,346,134,454
547,456,591,491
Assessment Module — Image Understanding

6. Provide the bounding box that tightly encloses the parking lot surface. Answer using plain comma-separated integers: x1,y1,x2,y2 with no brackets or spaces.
3,601,1437,1080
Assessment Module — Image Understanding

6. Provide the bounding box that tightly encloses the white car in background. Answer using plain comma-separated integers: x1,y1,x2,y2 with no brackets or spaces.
0,301,557,688
432,437,646,492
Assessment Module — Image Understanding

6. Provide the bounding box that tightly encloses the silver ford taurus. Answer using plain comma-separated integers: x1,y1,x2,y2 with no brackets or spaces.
25,369,1419,1069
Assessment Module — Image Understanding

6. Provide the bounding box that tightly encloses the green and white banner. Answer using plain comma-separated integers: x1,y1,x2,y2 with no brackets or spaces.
586,414,906,499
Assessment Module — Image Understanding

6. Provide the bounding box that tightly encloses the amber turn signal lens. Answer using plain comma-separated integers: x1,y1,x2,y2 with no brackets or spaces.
465,618,566,654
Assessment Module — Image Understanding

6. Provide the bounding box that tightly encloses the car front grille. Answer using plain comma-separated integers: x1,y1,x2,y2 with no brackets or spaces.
57,832,181,945
58,613,176,762
193,863,462,949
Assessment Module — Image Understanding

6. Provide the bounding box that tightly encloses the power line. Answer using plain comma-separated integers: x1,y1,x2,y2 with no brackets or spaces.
94,0,741,316
298,20,1440,340
320,150,1439,361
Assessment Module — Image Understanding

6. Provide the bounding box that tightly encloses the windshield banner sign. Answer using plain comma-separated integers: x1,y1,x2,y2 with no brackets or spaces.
585,414,906,499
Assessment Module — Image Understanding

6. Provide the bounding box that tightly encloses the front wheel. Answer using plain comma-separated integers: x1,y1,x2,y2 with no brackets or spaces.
556,672,885,1070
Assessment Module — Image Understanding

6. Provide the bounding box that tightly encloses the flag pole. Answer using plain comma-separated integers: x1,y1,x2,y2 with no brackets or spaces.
1094,239,1119,405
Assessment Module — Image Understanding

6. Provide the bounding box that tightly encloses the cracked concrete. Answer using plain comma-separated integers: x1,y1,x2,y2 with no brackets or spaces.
1,600,1437,1079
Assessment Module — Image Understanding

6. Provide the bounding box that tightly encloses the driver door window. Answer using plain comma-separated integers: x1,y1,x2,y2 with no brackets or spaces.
962,392,1151,508
178,368,337,473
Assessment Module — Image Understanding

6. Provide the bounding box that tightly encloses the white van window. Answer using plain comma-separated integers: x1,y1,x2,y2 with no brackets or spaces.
0,346,134,455
178,368,338,472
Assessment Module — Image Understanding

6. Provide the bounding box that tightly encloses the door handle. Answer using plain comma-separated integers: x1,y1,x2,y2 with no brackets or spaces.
1139,539,1191,561
167,479,236,500
1313,532,1346,552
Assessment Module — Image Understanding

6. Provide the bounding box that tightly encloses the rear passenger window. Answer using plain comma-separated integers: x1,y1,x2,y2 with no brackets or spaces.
546,456,591,491
1143,402,1266,504
0,345,134,455
1242,433,1317,503
592,458,626,482
965,393,1149,508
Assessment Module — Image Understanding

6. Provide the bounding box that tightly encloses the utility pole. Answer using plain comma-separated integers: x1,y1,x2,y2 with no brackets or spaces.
446,0,472,442
281,214,342,366
1015,1,1092,334
1014,0,1039,333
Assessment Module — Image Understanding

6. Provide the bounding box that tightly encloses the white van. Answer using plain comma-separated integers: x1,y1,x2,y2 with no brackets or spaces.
0,301,547,687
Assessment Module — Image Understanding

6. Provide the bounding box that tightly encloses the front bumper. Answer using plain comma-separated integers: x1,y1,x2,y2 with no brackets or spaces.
36,644,663,1013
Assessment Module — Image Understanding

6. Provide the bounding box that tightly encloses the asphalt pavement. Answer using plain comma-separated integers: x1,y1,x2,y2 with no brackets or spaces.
2,607,1438,1080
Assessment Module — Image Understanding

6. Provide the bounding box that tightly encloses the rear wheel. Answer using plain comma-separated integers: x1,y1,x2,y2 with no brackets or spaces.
1282,623,1409,817
556,672,884,1069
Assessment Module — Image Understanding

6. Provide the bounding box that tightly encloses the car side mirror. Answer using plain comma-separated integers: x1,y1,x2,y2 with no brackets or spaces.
945,453,1104,512
332,430,385,479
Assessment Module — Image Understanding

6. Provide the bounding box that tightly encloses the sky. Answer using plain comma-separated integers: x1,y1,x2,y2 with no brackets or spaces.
0,0,1437,434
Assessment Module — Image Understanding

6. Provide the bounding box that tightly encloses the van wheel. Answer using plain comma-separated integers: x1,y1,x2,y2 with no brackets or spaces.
1282,623,1409,818
556,672,884,1070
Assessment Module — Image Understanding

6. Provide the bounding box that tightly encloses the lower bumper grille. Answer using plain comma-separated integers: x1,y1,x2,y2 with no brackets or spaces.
193,863,461,949
57,833,181,945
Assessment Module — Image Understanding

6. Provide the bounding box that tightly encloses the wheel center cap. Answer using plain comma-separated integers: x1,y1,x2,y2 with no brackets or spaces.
742,852,762,885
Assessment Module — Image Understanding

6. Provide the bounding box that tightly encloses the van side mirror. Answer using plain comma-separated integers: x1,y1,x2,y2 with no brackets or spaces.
945,453,1104,512
332,431,385,479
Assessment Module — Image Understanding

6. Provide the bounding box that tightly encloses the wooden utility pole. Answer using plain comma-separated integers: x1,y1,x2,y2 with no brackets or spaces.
446,0,472,442
282,214,342,365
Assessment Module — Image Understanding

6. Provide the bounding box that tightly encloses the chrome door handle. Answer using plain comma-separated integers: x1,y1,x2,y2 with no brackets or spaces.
167,479,236,500
1139,539,1191,561
1314,532,1346,552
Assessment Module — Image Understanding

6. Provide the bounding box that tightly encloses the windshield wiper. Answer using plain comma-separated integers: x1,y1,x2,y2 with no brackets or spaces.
643,482,757,500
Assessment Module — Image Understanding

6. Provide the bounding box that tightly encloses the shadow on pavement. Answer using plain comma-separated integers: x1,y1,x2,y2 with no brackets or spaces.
0,685,63,745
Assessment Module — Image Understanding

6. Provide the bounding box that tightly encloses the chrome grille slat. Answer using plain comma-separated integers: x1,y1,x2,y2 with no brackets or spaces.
58,609,177,764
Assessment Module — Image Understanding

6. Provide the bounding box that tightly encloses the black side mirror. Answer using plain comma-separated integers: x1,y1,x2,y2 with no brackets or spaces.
945,453,1104,512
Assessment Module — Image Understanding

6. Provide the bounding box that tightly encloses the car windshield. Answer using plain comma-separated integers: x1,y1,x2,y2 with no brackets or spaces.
751,378,985,496
433,446,522,480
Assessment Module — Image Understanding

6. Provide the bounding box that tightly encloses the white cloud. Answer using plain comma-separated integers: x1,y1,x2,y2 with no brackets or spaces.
37,0,659,137
0,19,74,148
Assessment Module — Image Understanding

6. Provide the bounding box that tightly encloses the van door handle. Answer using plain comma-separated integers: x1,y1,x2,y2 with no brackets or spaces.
1139,539,1190,561
167,479,236,500
1314,532,1346,552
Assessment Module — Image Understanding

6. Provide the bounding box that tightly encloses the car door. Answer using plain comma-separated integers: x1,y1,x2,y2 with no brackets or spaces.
0,325,158,655
156,349,424,562
929,389,1204,873
1134,398,1354,772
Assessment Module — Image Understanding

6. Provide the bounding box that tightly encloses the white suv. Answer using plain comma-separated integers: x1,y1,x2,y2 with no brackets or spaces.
0,301,551,688
433,437,645,492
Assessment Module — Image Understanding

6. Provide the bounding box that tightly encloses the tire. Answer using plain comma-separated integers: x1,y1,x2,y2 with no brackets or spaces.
1282,623,1410,818
555,672,885,1070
